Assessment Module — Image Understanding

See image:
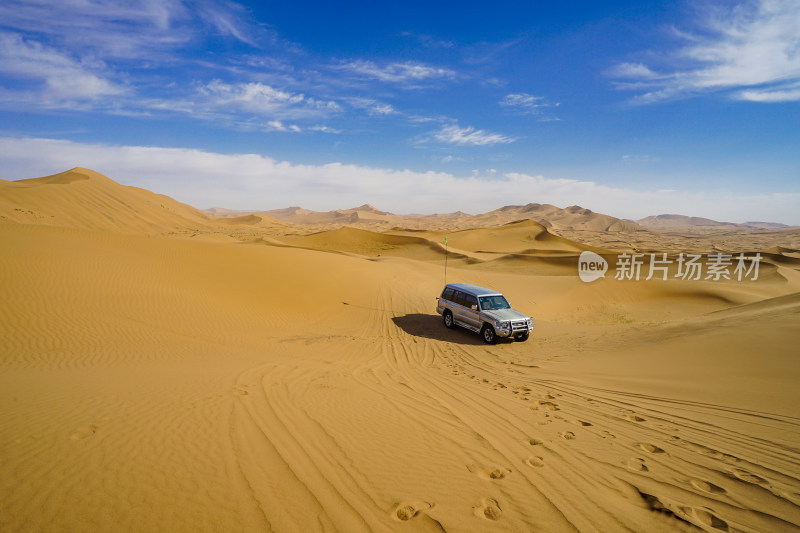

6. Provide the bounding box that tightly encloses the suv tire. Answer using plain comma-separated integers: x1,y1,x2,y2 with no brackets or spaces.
481,324,497,344
443,310,454,329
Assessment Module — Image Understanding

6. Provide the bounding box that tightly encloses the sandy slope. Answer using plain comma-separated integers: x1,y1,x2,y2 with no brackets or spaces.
1,170,800,532
0,168,286,237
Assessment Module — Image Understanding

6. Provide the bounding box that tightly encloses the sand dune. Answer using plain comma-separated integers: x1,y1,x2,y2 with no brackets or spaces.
0,167,285,238
2,169,799,532
421,219,599,254
276,226,458,261
0,167,212,234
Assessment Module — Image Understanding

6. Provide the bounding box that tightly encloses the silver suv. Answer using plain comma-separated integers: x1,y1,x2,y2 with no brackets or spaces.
436,283,534,344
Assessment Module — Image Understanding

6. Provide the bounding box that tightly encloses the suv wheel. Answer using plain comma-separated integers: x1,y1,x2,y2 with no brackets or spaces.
481,324,497,344
443,310,454,328
514,332,529,342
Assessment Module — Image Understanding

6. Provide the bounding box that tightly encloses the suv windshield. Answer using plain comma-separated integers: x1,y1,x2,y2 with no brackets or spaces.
479,295,510,310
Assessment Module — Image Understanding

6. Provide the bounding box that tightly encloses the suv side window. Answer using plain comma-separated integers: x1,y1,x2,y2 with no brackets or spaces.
442,287,455,301
453,290,467,307
464,294,478,309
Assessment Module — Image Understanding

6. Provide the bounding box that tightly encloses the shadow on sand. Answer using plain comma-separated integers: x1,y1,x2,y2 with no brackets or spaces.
391,313,513,345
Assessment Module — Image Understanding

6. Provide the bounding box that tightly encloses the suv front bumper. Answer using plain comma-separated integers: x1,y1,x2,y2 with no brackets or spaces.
495,319,534,337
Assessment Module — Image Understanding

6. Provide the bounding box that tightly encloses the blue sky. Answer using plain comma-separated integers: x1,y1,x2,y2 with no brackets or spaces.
0,0,798,223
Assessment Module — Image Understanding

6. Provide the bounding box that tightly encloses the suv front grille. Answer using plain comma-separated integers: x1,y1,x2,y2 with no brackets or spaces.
510,320,528,332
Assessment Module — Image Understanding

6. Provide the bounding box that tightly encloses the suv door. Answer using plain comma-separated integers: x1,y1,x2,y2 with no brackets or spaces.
462,293,481,330
451,290,468,325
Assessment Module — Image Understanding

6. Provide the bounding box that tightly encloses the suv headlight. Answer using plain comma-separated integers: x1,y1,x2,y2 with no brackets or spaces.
495,320,509,329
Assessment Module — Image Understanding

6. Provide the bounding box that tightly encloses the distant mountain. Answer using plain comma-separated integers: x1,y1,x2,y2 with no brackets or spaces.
257,201,643,233
258,204,401,226
475,203,642,233
745,221,792,229
637,214,735,228
638,214,793,230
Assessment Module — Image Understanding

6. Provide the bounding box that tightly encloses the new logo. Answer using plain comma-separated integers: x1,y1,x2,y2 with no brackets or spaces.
578,251,608,283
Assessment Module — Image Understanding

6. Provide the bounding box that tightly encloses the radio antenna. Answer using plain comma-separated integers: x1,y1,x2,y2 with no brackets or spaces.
444,236,448,285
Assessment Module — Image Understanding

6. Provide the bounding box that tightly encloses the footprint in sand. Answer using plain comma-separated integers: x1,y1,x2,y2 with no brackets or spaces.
569,419,592,427
559,431,576,440
730,468,768,486
690,479,726,494
537,400,560,411
680,507,729,531
627,414,646,422
637,443,665,454
473,498,502,521
677,439,738,462
627,458,648,472
233,387,249,396
526,456,544,468
528,438,543,446
392,501,433,521
478,467,512,480
70,425,97,440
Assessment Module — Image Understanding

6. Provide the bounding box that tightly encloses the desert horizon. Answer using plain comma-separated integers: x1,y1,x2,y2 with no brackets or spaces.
2,167,799,532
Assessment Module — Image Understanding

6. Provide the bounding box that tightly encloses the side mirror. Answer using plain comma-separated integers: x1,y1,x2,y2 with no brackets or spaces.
471,304,478,311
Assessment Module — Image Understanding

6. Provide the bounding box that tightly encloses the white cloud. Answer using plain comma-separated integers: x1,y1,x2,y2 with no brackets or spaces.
197,80,341,119
0,32,125,105
0,1,304,117
308,125,341,134
501,93,544,107
611,0,800,103
0,0,192,60
345,97,397,116
0,0,267,60
499,93,559,119
265,120,300,132
737,82,800,102
432,124,515,146
371,103,396,115
335,60,455,84
609,62,660,79
3,137,796,224
196,2,260,47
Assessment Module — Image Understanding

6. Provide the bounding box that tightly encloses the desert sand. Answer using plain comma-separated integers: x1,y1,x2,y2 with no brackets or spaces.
1,168,799,532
